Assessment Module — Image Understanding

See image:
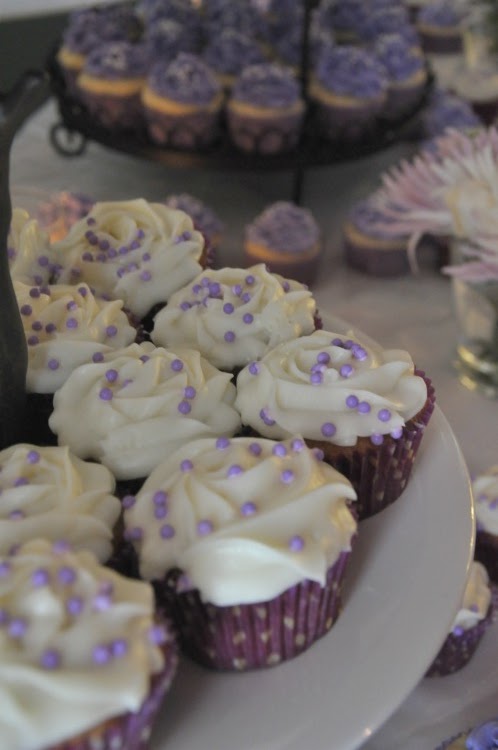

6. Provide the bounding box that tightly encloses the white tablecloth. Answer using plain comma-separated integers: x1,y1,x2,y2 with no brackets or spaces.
9,101,498,750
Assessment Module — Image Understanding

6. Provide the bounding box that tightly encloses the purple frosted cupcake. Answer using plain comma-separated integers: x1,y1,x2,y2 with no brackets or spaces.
77,41,150,130
203,29,266,89
315,0,370,43
143,18,196,64
227,63,305,154
421,89,482,140
435,718,498,749
417,1,464,54
0,538,178,750
373,33,427,120
124,435,357,671
310,45,389,141
426,561,493,677
165,192,224,252
359,6,420,46
244,201,322,286
202,0,264,40
141,53,223,149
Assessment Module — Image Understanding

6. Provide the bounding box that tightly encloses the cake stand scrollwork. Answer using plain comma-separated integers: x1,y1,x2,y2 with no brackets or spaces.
50,122,87,157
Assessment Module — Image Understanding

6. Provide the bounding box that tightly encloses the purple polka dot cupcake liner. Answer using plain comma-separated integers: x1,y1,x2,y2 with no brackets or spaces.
143,106,221,150
226,109,304,155
78,90,145,131
315,370,436,521
425,603,493,677
48,631,178,750
155,548,353,672
312,96,385,143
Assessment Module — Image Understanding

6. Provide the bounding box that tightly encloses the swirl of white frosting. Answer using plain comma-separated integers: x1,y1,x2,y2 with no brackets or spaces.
452,561,491,632
14,281,137,394
151,264,317,371
51,198,205,319
49,343,242,480
124,435,357,606
235,329,428,446
0,444,120,562
0,539,167,750
8,208,53,285
473,465,498,535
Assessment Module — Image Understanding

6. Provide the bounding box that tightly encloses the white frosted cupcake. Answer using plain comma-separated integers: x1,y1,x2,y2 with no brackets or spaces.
151,264,317,373
235,329,435,518
473,465,498,583
124,435,357,670
0,538,178,750
8,208,54,286
49,342,241,491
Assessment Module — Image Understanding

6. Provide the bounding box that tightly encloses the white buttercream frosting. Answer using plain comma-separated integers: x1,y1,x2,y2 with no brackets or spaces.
452,561,491,633
473,465,498,535
0,444,119,562
124,435,357,606
15,281,137,394
8,208,53,286
49,343,242,480
0,539,166,750
151,264,316,371
51,198,205,319
235,329,428,446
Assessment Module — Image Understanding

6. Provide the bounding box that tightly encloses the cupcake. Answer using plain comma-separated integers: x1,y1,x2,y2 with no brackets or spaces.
137,0,203,50
426,561,493,677
143,18,197,64
435,717,498,749
244,201,322,286
141,53,224,149
150,264,317,373
226,63,305,155
203,29,267,89
416,1,464,54
164,192,224,252
0,538,177,750
48,342,241,492
314,0,370,44
51,198,207,326
309,45,389,142
56,8,106,96
7,208,54,286
421,89,482,140
472,465,498,583
235,329,435,519
0,443,120,563
15,281,137,445
77,41,150,130
372,33,428,120
124,435,357,671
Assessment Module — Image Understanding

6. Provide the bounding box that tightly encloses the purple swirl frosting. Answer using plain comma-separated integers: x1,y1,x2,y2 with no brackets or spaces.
64,6,141,52
203,30,266,77
146,53,221,105
360,8,419,45
418,1,463,27
231,63,301,109
83,41,150,79
314,46,388,99
347,199,407,241
246,201,320,253
373,34,424,82
466,719,498,749
318,0,370,34
202,0,263,38
144,19,196,61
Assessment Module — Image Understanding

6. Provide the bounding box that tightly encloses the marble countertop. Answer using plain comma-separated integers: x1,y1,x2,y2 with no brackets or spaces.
9,100,498,750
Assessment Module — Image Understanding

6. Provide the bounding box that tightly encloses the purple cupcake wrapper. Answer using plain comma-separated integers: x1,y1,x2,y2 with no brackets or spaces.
343,235,410,277
79,90,144,130
425,601,493,678
144,106,220,149
227,109,303,154
155,548,352,671
49,635,178,750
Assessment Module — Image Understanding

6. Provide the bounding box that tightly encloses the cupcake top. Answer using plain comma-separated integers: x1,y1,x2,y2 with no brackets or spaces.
203,29,266,79
138,0,200,26
345,198,409,241
49,342,241,481
314,45,388,100
231,63,302,109
146,52,221,105
0,444,119,562
0,538,169,750
450,561,491,635
421,91,481,138
124,435,357,605
473,465,498,535
373,33,425,82
144,18,196,62
82,40,150,80
165,193,224,244
15,281,136,395
202,0,263,38
245,201,321,254
317,0,370,37
52,198,205,320
235,329,428,446
418,1,463,28
150,264,317,371
7,208,53,286
361,8,419,45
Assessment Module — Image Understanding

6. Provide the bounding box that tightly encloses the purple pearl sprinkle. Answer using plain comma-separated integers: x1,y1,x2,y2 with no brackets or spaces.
93,593,112,611
357,401,371,414
154,505,168,520
31,321,42,332
92,352,104,363
197,519,213,535
29,287,40,298
32,568,50,587
66,596,84,616
178,400,191,415
232,284,242,296
47,358,60,371
38,255,49,267
310,372,323,385
340,364,353,378
93,644,111,665
346,395,358,408
142,251,150,261
317,352,330,364
45,323,56,334
291,438,305,452
27,450,40,464
41,649,61,670
99,388,113,402
66,301,77,312
241,500,257,516
171,359,183,372
66,318,78,330
224,331,236,343
160,524,175,539
52,540,71,554
9,510,24,520
281,469,295,484
153,490,168,506
391,427,403,439
130,240,140,250
243,313,254,324
249,362,259,376
209,282,221,296
106,325,117,338
112,639,128,658
353,347,367,361
82,251,94,261
223,302,234,314
149,624,167,645
140,355,150,363
321,422,336,438
8,618,27,638
227,464,243,478
192,284,202,295
180,459,193,472
282,281,291,292
0,561,10,577
245,274,255,285
122,494,136,509
331,338,343,346
28,334,41,347
201,277,210,288
216,437,230,450
241,292,251,303
370,433,384,446
260,408,276,426
14,477,28,487
105,369,118,383
344,340,355,350
378,409,391,422
272,444,287,457
289,535,305,552
184,386,196,399
452,626,464,637
140,270,152,282
180,301,191,311
20,304,33,316
249,442,262,456
58,566,76,585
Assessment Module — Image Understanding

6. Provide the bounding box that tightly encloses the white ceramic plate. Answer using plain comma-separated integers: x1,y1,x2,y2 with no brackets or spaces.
151,319,475,750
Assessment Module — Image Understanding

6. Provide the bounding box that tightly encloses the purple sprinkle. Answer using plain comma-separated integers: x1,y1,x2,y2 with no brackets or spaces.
272,444,287,457
47,358,60,371
171,359,183,372
31,321,42,332
107,248,117,258
243,313,254,324
140,270,152,282
112,639,128,658
106,325,118,338
140,355,150,363
282,280,291,292
209,282,221,296
122,494,136,509
346,395,359,408
223,302,234,314
317,352,330,364
93,593,112,611
27,335,39,346
249,442,262,456
245,274,255,285
248,362,259,375
154,505,168,520
99,388,113,401
281,469,295,484
153,490,168,506
340,364,353,378
310,372,323,385
66,301,77,311
82,251,94,261
452,626,465,637
370,433,384,446
180,459,193,472
291,438,305,452
149,624,167,645
160,524,175,539
227,464,243,478
93,644,111,665
241,501,257,516
9,510,24,520
92,352,104,363
178,400,191,415
118,246,128,256
105,369,119,383
52,540,71,554
344,340,355,350
87,217,96,226
58,566,76,585
41,649,61,670
216,437,230,450
313,447,325,461
197,519,213,535
8,618,27,638
184,386,196,399
378,409,391,422
66,596,84,616
390,426,403,439
77,286,88,297
29,287,40,298
358,401,371,414
27,450,40,464
289,535,305,552
130,239,141,251
353,346,367,361
232,284,242,296
224,331,236,343
14,477,28,487
66,318,78,330
201,277,210,288
260,408,276,426
45,322,56,334
32,568,50,586
38,255,49,267
180,301,191,311
331,338,343,346
137,229,145,240
0,561,10,577
192,284,202,295
321,422,336,438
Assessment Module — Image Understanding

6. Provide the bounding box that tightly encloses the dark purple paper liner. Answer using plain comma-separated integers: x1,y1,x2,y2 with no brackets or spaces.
343,233,410,277
48,626,178,750
425,601,493,678
154,548,353,672
226,108,304,155
474,531,498,585
143,104,221,149
312,96,385,143
78,89,144,130
307,370,436,521
417,28,463,55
